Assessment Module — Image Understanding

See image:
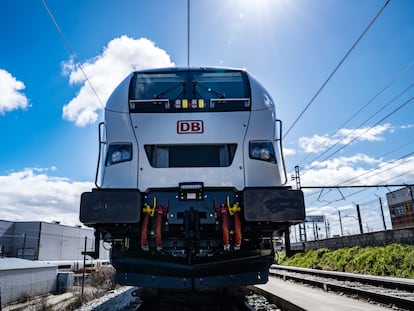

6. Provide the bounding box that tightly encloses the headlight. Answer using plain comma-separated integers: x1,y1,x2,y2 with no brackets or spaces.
106,143,133,165
249,141,276,163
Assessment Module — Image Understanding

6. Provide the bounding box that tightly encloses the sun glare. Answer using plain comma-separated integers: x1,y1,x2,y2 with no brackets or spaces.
238,0,293,20
235,0,296,36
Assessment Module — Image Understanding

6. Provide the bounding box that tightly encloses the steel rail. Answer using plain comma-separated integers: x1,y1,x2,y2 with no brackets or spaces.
270,265,414,310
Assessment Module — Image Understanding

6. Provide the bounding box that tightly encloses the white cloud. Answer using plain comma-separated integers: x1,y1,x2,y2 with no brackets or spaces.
0,69,29,114
337,123,392,143
62,36,175,126
293,154,414,236
301,153,414,187
298,124,393,153
283,147,296,156
0,168,93,226
310,153,381,171
400,124,414,129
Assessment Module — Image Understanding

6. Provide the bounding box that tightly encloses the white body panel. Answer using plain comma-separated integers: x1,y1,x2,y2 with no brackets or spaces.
102,111,138,188
131,112,248,191
99,68,284,191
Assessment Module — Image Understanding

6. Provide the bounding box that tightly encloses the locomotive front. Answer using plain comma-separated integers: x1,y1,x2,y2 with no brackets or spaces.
80,67,305,289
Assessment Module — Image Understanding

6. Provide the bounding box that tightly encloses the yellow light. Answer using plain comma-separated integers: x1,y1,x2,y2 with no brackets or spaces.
198,99,205,108
182,99,188,108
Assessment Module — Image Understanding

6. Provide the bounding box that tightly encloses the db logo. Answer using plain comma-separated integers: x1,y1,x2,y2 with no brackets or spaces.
177,120,204,134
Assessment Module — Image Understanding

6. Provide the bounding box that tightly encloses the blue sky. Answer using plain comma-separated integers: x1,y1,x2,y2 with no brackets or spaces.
1,0,413,237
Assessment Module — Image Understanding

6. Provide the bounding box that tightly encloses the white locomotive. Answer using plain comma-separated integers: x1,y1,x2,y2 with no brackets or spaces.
80,67,305,289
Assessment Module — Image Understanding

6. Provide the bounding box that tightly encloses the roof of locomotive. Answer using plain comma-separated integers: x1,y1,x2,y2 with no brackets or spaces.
131,66,247,73
105,67,275,113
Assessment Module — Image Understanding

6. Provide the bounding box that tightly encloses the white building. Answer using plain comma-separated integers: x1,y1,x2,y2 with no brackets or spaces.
0,220,109,262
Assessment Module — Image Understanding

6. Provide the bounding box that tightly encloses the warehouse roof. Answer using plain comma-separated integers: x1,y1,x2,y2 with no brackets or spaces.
0,257,57,271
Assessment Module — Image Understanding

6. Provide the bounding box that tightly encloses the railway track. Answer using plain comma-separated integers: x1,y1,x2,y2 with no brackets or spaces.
73,286,286,311
269,265,414,310
76,265,414,310
123,288,261,311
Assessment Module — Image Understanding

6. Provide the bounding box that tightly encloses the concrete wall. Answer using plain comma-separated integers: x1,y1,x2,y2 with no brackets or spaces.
292,227,414,251
0,258,57,305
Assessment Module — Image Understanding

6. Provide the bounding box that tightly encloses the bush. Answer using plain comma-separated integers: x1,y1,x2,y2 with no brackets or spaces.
90,266,116,290
279,244,414,277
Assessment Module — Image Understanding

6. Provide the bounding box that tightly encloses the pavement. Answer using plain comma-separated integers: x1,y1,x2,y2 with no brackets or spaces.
255,277,393,311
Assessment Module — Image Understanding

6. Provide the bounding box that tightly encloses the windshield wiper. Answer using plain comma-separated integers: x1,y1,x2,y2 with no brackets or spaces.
154,82,185,99
192,81,225,98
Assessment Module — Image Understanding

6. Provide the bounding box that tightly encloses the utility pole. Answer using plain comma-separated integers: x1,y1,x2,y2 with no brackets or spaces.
299,223,307,241
375,194,386,230
81,236,87,303
293,166,301,190
187,0,190,67
324,216,329,238
336,208,343,236
293,166,306,241
356,204,363,234
284,228,292,257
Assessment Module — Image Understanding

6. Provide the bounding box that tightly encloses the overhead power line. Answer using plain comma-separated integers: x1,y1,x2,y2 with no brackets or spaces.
301,82,414,172
296,58,414,168
305,95,414,171
40,0,105,109
283,0,391,139
302,140,414,203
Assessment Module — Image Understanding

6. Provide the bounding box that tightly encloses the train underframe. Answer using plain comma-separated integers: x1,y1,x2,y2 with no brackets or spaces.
80,184,304,289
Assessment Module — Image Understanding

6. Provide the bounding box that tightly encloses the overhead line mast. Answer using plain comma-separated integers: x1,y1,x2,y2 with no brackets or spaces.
187,0,190,67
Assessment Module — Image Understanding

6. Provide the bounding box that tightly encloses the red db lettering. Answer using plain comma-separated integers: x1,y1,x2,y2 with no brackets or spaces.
191,123,201,132
177,120,204,134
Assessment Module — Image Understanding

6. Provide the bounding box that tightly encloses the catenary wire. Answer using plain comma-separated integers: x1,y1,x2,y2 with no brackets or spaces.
303,147,414,196
307,159,414,206
302,140,414,202
313,170,413,207
40,0,105,109
283,0,391,140
296,58,414,168
301,95,414,176
301,81,414,172
335,151,414,186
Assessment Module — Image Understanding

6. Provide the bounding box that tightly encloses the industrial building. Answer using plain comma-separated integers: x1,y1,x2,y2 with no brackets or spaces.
0,220,109,262
386,186,414,229
0,220,110,306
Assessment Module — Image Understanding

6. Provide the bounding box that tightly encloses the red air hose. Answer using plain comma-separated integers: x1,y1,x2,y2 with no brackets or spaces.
220,205,230,250
233,212,242,249
155,206,164,250
140,213,150,251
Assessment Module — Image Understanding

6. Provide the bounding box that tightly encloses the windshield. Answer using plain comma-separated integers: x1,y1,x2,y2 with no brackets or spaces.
129,69,250,113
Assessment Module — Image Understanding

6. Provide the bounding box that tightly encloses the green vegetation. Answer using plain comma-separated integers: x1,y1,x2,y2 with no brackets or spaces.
277,243,414,278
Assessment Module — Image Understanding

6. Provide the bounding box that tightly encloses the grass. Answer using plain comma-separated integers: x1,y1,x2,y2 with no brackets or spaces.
278,243,414,278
